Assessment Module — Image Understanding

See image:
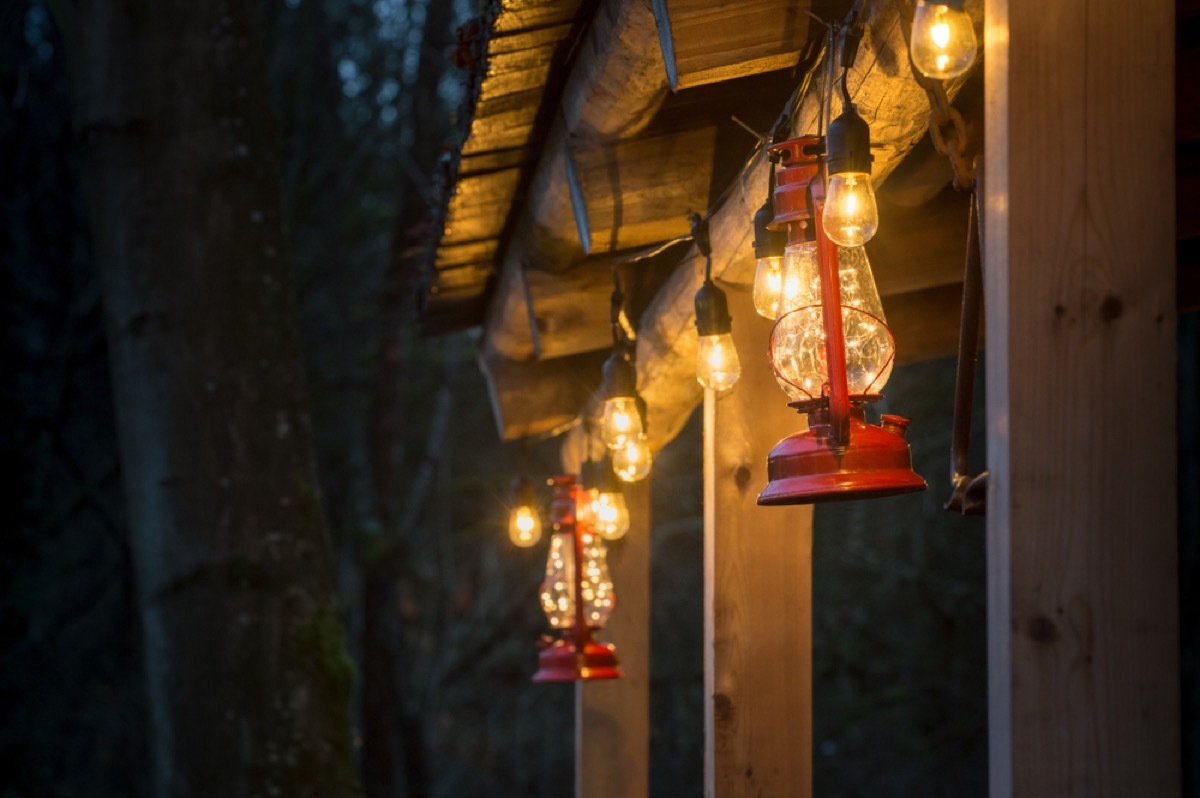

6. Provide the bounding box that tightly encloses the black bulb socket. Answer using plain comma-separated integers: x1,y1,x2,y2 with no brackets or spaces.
512,475,534,507
694,280,732,338
825,105,874,177
753,198,787,259
602,350,637,399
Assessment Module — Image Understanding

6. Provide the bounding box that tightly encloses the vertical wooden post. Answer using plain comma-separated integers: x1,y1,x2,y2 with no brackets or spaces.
984,0,1180,795
705,286,813,798
577,479,650,798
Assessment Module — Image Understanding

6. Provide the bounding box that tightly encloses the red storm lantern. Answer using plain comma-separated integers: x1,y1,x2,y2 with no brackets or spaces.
532,475,622,682
757,137,926,505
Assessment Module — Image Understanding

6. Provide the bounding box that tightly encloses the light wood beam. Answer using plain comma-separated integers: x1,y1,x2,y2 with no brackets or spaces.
576,479,650,798
705,287,812,798
984,0,1180,794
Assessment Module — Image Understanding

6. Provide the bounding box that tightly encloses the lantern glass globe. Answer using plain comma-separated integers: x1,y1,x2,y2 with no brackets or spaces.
538,531,614,629
770,246,895,400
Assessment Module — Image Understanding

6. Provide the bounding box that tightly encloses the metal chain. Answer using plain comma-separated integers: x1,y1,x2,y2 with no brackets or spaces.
895,0,976,190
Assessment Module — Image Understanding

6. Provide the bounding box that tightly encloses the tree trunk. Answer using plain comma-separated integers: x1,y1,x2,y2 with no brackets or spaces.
61,2,360,795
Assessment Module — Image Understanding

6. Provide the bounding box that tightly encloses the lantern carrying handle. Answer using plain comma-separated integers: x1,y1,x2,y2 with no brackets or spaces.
945,161,988,515
810,183,852,448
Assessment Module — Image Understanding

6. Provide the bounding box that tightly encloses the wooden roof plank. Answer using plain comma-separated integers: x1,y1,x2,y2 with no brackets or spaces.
479,349,609,440
492,0,583,35
653,0,813,91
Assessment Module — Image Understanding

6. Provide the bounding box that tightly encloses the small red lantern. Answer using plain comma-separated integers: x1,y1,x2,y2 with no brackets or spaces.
757,137,926,505
532,475,622,682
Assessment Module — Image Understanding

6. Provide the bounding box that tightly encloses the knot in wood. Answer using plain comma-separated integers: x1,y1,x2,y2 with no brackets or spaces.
712,692,733,721
1027,615,1059,644
734,465,752,492
1099,294,1123,322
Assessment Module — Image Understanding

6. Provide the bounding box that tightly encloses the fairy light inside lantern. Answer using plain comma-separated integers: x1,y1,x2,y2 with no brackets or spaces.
533,476,621,682
757,135,926,505
538,526,613,628
910,0,977,79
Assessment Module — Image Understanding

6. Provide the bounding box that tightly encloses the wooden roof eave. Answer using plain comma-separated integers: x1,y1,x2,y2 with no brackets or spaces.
555,0,983,465
473,0,986,454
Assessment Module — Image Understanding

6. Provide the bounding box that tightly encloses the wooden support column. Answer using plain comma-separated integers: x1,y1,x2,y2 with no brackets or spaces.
705,287,812,797
576,478,650,798
984,0,1180,795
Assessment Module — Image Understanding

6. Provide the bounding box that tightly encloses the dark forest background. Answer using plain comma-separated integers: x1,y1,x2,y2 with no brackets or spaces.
1,0,1194,796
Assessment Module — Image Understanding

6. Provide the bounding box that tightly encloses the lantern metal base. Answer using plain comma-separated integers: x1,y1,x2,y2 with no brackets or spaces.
758,399,927,505
532,632,622,683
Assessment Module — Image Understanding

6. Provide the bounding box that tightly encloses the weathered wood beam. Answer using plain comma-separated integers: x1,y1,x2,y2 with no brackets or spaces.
483,122,717,363
561,0,672,141
479,348,608,441
704,288,813,798
482,0,672,366
573,127,717,253
525,240,687,362
984,0,1180,794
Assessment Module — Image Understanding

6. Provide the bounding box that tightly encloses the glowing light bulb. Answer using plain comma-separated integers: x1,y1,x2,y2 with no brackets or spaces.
508,505,542,547
696,333,741,392
613,435,651,482
753,255,783,318
539,532,575,628
770,246,895,400
602,396,643,449
592,490,630,541
538,530,615,629
822,173,878,247
910,0,977,79
693,278,740,392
